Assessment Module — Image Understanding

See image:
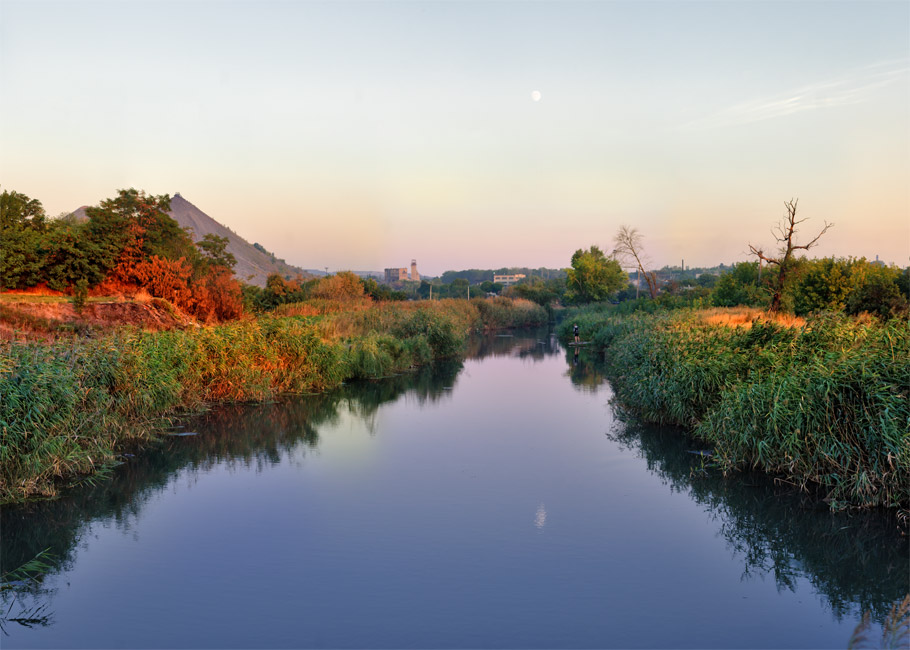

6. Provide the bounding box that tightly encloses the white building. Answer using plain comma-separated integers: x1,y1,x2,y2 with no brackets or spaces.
493,273,526,287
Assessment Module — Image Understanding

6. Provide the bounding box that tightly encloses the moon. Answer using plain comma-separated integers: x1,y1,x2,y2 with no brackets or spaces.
531,90,542,102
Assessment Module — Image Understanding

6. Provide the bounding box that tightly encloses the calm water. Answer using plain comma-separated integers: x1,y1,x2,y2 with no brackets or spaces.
2,329,907,648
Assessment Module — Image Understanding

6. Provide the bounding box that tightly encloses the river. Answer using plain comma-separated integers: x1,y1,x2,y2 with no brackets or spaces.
2,328,906,648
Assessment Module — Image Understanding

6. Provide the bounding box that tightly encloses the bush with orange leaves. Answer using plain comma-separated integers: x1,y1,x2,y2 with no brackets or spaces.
130,256,195,308
310,271,365,301
192,266,244,322
109,255,243,322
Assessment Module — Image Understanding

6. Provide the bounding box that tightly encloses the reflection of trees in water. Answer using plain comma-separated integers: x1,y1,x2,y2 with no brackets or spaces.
340,360,463,434
463,327,560,361
0,358,464,596
609,418,909,622
565,348,609,393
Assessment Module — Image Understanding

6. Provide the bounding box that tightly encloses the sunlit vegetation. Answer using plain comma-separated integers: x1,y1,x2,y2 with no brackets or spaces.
1,189,244,322
559,308,909,510
0,297,546,503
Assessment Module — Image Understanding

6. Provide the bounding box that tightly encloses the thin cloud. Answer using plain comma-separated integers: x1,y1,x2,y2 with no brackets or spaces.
681,60,909,131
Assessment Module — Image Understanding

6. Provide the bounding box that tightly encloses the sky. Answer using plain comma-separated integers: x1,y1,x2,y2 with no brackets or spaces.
2,0,908,276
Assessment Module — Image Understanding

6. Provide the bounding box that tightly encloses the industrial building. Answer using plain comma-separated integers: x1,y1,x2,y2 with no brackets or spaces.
384,259,420,284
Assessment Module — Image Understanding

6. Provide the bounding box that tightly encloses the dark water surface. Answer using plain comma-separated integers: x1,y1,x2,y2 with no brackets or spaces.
2,329,907,648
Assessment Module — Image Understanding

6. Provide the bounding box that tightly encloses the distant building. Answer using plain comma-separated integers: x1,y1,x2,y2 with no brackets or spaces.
871,255,885,267
411,259,420,282
493,273,526,287
385,268,409,284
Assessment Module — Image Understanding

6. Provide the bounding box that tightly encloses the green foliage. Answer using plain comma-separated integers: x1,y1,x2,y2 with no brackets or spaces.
391,308,465,358
472,296,547,329
85,189,194,263
0,190,47,232
792,257,857,314
196,234,236,271
787,257,908,319
0,191,49,290
506,277,566,309
845,264,908,319
42,220,114,290
440,267,566,285
565,246,626,304
70,279,88,313
711,262,768,308
479,280,505,294
696,273,718,288
361,277,405,301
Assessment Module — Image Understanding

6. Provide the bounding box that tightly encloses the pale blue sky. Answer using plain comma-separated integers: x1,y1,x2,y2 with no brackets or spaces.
2,1,907,274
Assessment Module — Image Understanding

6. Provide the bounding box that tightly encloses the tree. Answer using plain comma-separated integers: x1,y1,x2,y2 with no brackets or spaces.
711,262,767,308
311,271,365,301
450,277,470,299
197,234,236,272
564,245,625,303
0,190,49,289
613,226,658,299
845,263,908,318
0,190,47,231
507,277,566,308
749,199,832,312
84,189,196,288
791,257,857,315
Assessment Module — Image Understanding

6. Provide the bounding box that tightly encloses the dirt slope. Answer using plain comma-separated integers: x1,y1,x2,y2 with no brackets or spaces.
167,194,310,286
0,299,194,341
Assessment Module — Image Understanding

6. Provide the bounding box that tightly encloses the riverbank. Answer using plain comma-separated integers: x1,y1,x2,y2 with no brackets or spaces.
559,307,909,512
0,297,546,503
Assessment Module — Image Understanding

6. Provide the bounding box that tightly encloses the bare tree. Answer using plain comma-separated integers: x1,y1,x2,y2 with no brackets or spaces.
613,225,658,299
749,199,832,312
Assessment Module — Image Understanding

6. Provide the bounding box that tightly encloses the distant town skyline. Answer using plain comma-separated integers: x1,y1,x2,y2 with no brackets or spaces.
2,1,907,276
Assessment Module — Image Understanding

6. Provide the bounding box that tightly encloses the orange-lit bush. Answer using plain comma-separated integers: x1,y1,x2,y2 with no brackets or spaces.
310,271,365,301
130,256,195,309
192,266,244,322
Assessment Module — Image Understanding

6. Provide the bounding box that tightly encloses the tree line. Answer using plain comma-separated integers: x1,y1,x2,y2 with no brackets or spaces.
552,206,908,319
3,189,905,320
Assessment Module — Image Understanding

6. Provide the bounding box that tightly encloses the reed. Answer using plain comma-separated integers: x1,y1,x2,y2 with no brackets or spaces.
1,297,546,503
559,308,909,509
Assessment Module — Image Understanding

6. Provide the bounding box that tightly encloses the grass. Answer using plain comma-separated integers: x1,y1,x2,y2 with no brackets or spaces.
559,306,910,510
0,294,110,304
0,296,547,503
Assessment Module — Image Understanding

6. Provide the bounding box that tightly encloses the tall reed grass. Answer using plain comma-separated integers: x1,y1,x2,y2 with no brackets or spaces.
1,297,546,502
559,308,909,509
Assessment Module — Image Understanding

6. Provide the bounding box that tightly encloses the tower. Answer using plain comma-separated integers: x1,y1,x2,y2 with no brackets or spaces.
411,259,419,282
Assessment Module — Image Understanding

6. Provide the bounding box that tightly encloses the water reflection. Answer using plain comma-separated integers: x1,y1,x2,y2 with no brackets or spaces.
2,328,906,642
609,418,909,622
0,360,465,637
567,342,907,623
565,347,609,393
463,327,560,361
534,502,547,530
